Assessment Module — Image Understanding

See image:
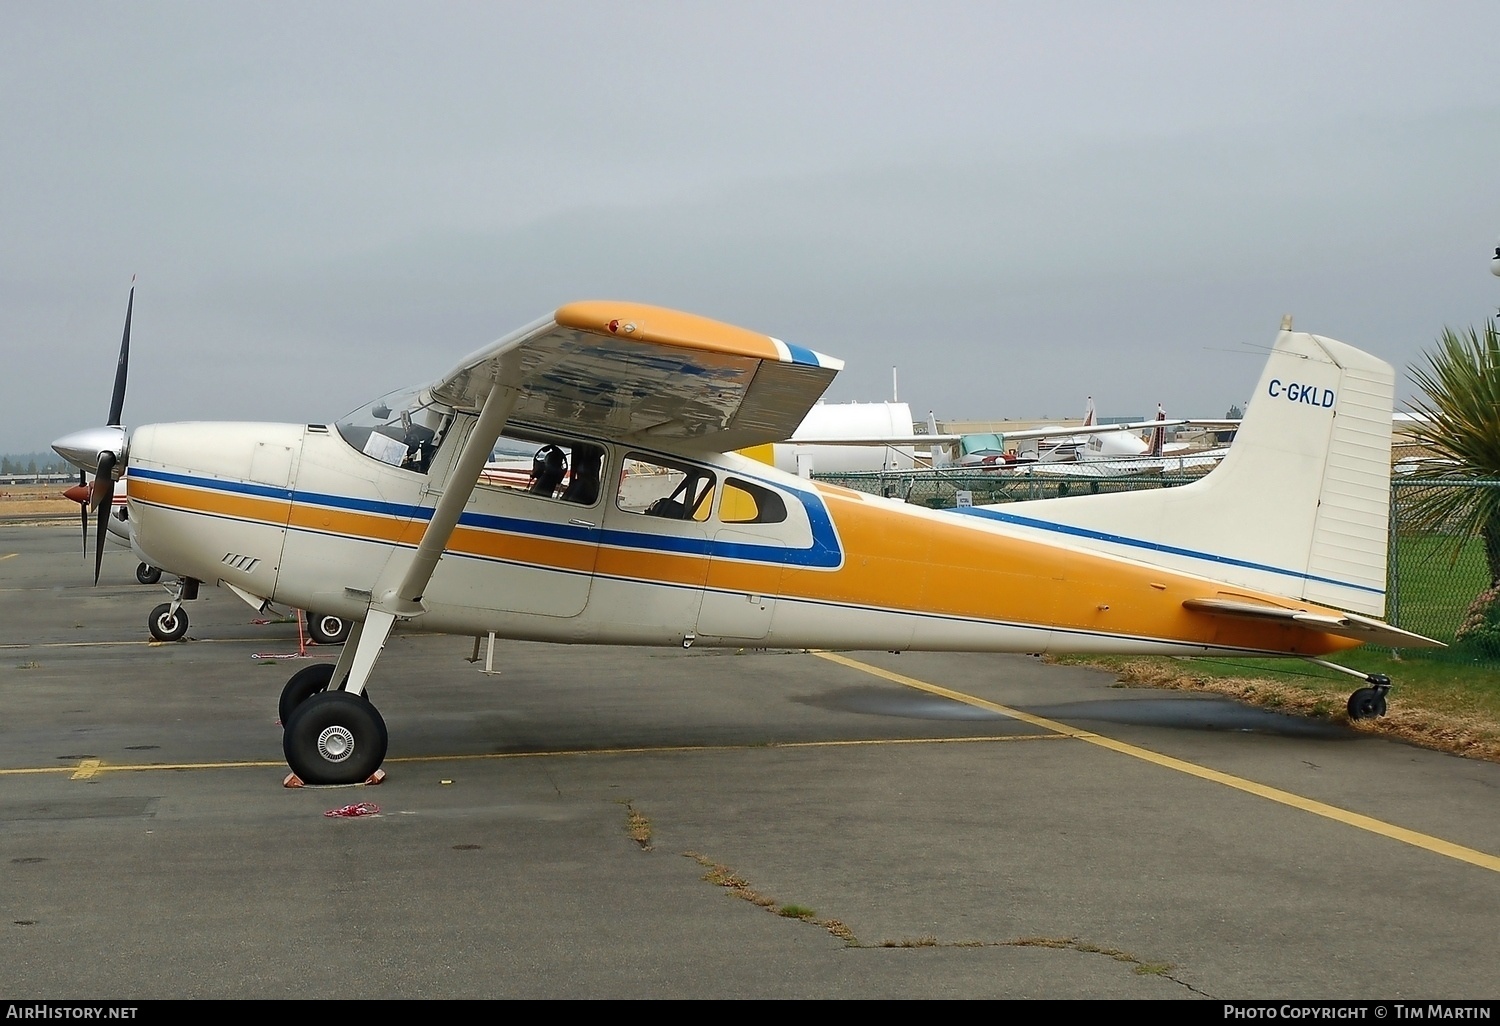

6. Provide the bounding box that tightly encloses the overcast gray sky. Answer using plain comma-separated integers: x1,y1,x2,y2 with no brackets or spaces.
4,1,1499,454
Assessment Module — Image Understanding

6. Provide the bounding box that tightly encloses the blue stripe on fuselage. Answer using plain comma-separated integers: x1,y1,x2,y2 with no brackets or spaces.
950,504,1383,597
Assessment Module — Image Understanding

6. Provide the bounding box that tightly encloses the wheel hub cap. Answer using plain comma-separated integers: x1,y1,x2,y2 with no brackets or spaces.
317,726,355,763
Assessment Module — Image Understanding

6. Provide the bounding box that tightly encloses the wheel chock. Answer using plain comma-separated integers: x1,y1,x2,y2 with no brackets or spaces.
282,768,386,789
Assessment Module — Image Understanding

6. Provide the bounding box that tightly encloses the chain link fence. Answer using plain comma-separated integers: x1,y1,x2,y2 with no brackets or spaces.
1389,479,1500,662
814,470,1500,663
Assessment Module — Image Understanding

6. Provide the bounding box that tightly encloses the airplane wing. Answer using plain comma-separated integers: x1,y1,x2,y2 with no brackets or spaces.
788,419,1239,449
1003,449,1230,477
364,302,844,628
427,301,843,452
1182,597,1445,648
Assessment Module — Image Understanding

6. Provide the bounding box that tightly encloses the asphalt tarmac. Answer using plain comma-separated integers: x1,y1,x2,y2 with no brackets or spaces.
1,523,1498,1000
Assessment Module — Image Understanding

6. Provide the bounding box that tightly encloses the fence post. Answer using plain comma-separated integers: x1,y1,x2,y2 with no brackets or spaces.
1388,479,1401,629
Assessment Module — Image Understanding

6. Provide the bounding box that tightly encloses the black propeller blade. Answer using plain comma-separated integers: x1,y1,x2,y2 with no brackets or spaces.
93,452,117,585
90,279,131,584
78,469,88,559
108,285,131,427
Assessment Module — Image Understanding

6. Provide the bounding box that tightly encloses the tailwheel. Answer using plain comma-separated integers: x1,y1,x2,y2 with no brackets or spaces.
135,562,162,585
1346,687,1388,720
283,690,388,786
148,602,188,642
279,662,337,725
1346,673,1392,721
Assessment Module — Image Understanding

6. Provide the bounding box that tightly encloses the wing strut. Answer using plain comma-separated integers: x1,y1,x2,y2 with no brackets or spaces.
339,370,520,698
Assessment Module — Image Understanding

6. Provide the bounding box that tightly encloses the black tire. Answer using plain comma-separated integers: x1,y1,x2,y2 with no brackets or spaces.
279,662,338,725
1346,687,1386,721
148,602,188,642
136,563,162,585
305,611,351,646
283,691,388,786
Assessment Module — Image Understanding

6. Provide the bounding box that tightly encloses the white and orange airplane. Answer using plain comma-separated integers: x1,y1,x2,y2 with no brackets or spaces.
53,297,1438,786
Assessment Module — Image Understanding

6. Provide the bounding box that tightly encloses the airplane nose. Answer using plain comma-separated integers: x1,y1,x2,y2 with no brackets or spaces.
52,425,127,473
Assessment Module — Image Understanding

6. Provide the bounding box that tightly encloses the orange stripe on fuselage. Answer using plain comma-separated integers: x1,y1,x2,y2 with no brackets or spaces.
130,478,291,529
451,524,599,575
288,502,426,547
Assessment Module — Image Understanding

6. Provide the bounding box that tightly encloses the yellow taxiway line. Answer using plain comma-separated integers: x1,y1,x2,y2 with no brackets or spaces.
0,732,1070,781
0,637,319,650
814,651,1500,874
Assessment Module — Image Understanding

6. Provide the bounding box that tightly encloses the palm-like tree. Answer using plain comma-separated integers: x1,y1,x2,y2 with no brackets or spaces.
1403,322,1500,650
1404,321,1500,584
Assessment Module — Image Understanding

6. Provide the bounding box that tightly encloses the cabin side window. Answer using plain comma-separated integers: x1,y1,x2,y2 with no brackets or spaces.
616,454,715,521
478,431,608,506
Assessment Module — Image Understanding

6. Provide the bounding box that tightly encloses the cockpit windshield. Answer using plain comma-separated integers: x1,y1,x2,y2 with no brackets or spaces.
336,386,454,475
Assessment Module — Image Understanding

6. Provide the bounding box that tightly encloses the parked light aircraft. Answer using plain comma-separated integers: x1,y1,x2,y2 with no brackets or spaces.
762,400,919,476
997,405,1235,479
60,473,160,581
53,298,1439,786
800,404,1236,474
67,470,355,644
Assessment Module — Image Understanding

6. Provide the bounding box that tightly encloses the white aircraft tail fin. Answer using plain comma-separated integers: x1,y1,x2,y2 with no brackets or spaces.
927,411,952,469
984,327,1395,616
1147,404,1166,458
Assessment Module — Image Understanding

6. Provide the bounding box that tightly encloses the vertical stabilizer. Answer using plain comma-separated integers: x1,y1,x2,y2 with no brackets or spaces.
974,328,1395,616
1148,403,1166,458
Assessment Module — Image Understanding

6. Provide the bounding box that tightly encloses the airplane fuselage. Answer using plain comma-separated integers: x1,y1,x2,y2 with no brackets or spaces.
123,417,1358,660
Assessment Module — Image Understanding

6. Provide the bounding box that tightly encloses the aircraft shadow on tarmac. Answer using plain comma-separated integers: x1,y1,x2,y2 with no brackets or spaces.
804,686,1357,740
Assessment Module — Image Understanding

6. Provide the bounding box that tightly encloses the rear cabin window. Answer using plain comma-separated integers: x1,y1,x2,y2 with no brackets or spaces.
617,455,715,521
720,478,788,524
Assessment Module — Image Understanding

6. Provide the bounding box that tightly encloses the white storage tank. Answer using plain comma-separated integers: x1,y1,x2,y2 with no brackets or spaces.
772,401,918,475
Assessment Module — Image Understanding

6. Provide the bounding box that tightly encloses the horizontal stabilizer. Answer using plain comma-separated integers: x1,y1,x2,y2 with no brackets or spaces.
1182,597,1444,648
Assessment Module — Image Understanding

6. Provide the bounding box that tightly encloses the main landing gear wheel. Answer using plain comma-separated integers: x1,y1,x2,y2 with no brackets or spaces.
148,602,188,642
283,691,388,786
305,611,351,646
135,562,162,585
279,662,337,725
